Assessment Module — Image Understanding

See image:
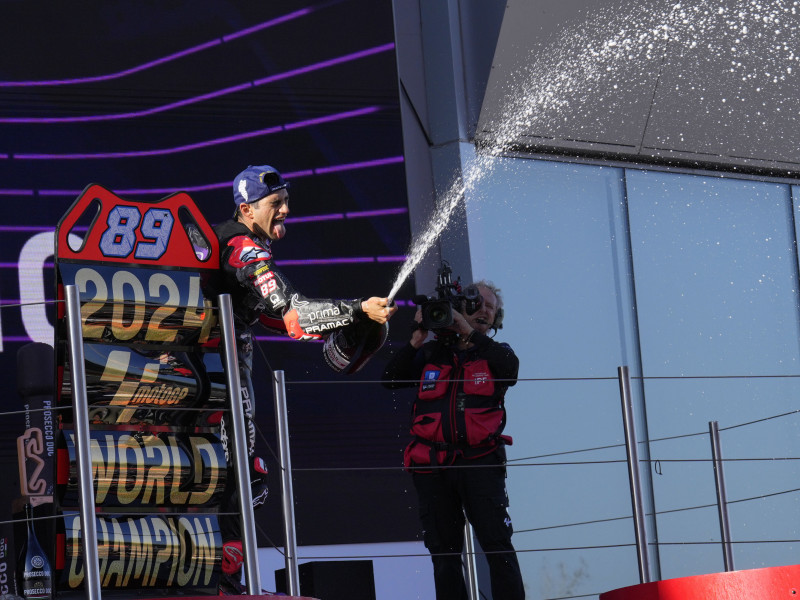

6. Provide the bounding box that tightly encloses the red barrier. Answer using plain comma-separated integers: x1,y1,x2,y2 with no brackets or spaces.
600,564,800,599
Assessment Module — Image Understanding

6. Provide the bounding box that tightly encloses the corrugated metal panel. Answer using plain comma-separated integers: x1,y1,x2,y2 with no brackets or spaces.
476,0,800,175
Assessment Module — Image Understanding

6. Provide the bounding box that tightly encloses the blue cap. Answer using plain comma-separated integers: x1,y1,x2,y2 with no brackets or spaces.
233,165,290,209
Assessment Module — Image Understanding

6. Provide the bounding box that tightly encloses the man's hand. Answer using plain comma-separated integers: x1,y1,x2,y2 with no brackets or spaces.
410,307,429,348
447,309,474,339
361,297,397,324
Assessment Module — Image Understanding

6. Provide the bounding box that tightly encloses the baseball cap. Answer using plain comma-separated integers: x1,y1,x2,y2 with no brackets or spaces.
232,165,290,212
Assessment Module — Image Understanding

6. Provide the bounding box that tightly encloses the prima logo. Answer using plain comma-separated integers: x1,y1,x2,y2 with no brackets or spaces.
307,306,341,322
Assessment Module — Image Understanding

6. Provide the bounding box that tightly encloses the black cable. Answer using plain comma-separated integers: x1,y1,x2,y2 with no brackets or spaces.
720,408,800,431
251,339,283,466
515,487,800,535
508,406,799,464
253,514,284,558
291,453,800,473
254,337,276,374
10,299,800,561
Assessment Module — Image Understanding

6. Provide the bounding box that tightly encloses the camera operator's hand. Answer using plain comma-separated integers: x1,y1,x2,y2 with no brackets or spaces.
361,297,397,324
448,309,475,342
409,307,430,349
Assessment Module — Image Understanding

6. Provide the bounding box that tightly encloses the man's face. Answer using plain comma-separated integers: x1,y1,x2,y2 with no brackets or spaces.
245,189,290,241
464,286,498,334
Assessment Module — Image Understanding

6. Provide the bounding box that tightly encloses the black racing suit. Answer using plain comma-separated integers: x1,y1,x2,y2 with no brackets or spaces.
213,219,368,457
212,219,367,574
382,331,525,600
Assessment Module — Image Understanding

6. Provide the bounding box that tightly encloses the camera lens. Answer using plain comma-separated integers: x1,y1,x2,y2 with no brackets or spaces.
429,305,449,323
422,300,453,329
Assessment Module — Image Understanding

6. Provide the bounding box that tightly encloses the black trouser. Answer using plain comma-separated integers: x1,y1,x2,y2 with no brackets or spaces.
412,450,525,600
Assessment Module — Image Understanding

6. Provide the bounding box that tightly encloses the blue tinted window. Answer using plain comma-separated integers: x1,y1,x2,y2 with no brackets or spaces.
465,153,642,594
467,154,800,591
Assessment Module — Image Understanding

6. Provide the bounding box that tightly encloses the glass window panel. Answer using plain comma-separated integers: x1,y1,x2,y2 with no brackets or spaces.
462,156,800,591
627,171,800,578
464,152,642,596
627,171,800,377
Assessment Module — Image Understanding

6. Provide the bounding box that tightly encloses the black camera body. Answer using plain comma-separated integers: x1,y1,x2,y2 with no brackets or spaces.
413,262,482,331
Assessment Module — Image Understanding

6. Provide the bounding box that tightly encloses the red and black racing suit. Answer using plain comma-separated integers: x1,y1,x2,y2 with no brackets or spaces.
213,219,368,455
382,331,525,600
212,219,368,575
214,220,366,455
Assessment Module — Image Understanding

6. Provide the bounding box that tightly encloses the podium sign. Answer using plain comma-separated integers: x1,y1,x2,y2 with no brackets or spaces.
47,185,237,595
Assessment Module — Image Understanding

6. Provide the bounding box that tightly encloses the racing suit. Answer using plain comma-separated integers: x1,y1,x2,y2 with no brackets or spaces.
382,331,525,600
212,219,368,579
213,219,369,454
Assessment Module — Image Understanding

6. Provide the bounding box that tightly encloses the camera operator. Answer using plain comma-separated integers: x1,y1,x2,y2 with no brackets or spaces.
381,280,525,600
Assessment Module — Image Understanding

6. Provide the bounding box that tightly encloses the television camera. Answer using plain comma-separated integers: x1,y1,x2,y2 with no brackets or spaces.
413,261,482,331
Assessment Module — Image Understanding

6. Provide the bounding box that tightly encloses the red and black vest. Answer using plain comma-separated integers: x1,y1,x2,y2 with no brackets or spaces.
404,341,516,471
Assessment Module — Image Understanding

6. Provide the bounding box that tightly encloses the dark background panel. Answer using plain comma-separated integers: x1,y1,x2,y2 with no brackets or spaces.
0,0,418,547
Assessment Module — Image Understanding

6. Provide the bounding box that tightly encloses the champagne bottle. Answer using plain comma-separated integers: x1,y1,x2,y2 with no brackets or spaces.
21,505,52,600
322,318,389,374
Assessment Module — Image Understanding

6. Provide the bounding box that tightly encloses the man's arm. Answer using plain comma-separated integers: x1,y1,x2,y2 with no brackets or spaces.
473,332,520,386
224,233,394,339
381,308,429,389
381,341,424,389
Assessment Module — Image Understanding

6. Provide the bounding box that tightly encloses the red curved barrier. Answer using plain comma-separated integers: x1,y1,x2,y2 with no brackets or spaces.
600,564,800,599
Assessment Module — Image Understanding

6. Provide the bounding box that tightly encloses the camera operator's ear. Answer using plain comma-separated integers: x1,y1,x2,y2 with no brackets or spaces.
492,307,504,331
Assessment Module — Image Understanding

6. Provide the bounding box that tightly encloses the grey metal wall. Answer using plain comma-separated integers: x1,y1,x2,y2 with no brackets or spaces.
391,0,506,290
476,0,800,177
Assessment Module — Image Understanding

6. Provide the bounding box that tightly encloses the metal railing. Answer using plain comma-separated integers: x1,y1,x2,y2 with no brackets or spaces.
63,289,262,598
4,295,800,599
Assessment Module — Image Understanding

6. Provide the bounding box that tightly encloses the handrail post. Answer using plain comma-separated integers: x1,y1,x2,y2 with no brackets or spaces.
218,293,262,594
618,365,651,583
463,521,480,600
273,369,300,595
709,421,735,571
65,284,103,600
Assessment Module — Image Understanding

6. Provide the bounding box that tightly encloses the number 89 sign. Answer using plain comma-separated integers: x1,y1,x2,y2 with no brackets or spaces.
56,184,218,270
